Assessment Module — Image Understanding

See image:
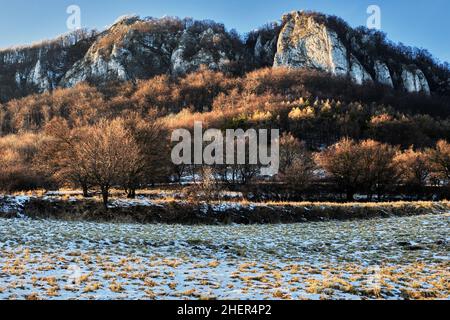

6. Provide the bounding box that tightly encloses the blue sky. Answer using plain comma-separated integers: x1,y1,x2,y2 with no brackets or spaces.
0,0,449,63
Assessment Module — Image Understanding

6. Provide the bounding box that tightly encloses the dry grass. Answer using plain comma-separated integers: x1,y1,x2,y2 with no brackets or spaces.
261,200,449,209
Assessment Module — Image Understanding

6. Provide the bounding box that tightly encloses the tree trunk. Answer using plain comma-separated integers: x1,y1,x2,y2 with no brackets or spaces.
127,189,136,199
346,190,355,202
101,187,109,210
377,190,383,202
82,184,89,198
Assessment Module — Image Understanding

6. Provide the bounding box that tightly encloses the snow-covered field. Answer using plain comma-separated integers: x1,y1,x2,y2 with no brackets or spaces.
0,214,448,300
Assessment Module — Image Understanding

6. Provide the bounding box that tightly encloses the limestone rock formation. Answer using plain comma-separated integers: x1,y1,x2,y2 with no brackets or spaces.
60,17,247,86
0,29,95,100
170,24,244,75
249,25,279,67
274,12,373,85
271,11,437,94
349,55,372,84
61,17,180,87
374,60,394,88
401,66,431,94
274,12,349,76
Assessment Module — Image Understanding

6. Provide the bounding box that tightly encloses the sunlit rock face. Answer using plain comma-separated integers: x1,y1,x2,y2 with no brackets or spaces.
61,17,248,86
401,66,431,95
271,11,437,94
61,45,130,87
274,12,350,75
274,12,374,85
60,16,178,87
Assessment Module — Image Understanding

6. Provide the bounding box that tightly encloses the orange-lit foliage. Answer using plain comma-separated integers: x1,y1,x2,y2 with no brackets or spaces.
0,133,51,191
394,148,431,192
316,138,398,200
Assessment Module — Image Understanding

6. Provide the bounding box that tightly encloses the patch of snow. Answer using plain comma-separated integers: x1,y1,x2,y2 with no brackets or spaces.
107,198,162,209
0,195,32,218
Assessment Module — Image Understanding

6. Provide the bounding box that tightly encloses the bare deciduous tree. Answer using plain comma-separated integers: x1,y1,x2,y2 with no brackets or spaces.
427,140,450,184
278,133,315,196
122,112,171,198
316,138,398,201
316,138,364,201
394,148,431,196
35,118,91,196
75,119,142,208
359,140,398,200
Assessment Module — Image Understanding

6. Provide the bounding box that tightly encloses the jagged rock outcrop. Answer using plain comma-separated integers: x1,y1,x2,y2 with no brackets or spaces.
26,58,52,91
271,11,438,94
247,23,280,67
61,44,131,87
61,16,180,87
170,23,245,75
349,56,372,84
253,33,278,65
274,12,349,75
274,12,373,85
60,17,247,87
0,30,95,100
374,60,394,88
401,66,431,94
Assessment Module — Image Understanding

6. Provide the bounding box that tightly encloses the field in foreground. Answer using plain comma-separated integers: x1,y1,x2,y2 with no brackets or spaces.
0,213,448,300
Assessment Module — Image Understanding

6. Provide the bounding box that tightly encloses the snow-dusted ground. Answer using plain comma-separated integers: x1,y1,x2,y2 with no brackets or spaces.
0,214,448,300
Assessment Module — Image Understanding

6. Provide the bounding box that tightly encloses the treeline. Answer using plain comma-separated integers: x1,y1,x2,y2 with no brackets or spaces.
2,117,450,205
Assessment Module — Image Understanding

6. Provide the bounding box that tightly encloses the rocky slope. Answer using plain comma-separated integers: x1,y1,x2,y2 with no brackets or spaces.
0,11,448,102
60,15,250,87
0,29,96,101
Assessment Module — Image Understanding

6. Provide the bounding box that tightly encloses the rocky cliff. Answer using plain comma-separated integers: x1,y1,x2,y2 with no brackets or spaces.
273,11,444,95
0,29,96,101
0,11,448,102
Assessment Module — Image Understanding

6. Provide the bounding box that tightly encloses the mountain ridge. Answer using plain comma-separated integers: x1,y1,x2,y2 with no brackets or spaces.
0,10,449,102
